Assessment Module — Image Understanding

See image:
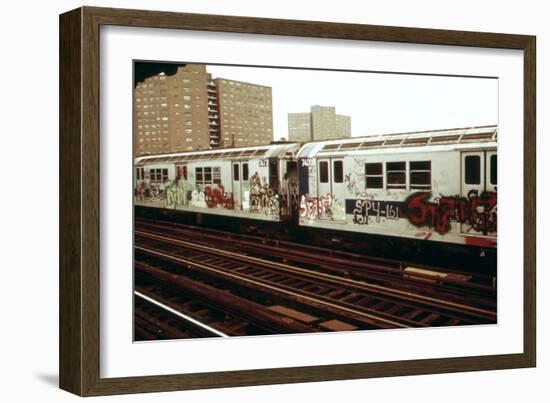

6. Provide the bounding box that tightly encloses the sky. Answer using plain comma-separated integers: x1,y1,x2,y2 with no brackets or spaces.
207,64,498,140
135,62,498,141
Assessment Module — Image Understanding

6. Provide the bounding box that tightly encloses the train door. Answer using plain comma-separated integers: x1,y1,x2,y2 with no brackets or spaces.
232,162,242,210
175,165,188,207
330,159,345,222
241,162,249,210
486,151,497,193
317,159,331,219
317,158,345,221
460,151,497,235
285,161,298,219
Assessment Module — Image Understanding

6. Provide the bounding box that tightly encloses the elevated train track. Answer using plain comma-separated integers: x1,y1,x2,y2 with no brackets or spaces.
136,217,496,298
134,218,496,340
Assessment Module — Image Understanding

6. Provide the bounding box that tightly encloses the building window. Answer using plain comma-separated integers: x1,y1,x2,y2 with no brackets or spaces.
242,163,249,181
333,160,343,183
386,162,406,189
365,163,383,189
409,161,431,190
465,155,481,185
233,163,240,181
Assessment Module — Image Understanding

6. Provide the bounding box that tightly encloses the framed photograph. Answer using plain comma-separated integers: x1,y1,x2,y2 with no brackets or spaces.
59,6,536,396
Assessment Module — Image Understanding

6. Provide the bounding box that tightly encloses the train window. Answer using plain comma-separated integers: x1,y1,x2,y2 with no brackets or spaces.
242,163,249,181
195,167,203,183
213,167,222,184
233,163,240,181
333,161,343,183
490,155,497,185
149,168,169,183
365,163,383,189
465,156,481,184
269,159,279,189
386,162,406,189
136,167,145,180
319,161,329,183
409,161,431,190
204,167,212,184
176,165,187,180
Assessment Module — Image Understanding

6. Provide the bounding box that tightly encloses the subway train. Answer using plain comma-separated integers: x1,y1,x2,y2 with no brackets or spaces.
134,125,497,272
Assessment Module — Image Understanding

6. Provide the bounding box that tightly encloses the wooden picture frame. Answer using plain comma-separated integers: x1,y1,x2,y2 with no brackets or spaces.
59,6,536,396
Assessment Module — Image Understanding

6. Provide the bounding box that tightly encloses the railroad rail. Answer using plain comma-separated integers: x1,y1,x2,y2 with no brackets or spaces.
134,291,227,340
133,219,496,339
135,217,496,302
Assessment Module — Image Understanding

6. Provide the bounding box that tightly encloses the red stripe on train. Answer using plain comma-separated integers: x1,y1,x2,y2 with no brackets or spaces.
464,236,497,248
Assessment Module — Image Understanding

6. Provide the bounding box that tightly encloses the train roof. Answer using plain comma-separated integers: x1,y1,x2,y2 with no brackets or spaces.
297,125,497,158
135,142,300,165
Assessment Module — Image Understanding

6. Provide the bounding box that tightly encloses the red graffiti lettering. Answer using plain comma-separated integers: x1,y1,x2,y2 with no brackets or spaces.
404,191,497,235
204,184,234,209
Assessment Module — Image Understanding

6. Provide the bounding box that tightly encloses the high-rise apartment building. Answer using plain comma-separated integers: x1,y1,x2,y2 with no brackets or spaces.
335,113,352,139
134,65,273,156
215,78,273,148
287,113,311,142
134,65,211,156
287,105,351,142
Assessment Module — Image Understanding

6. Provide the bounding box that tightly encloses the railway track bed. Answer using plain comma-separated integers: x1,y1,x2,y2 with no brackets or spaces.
134,219,497,339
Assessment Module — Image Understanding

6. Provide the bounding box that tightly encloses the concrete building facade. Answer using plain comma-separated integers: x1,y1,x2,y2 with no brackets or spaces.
134,65,211,156
215,78,273,148
287,105,351,142
335,113,352,139
287,112,311,142
134,64,273,156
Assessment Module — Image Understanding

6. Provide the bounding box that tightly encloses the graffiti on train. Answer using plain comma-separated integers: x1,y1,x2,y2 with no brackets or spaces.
345,199,402,225
187,184,234,209
205,185,234,209
135,179,188,209
249,172,280,216
135,179,235,211
280,173,299,217
343,159,377,199
404,190,497,235
299,193,345,221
